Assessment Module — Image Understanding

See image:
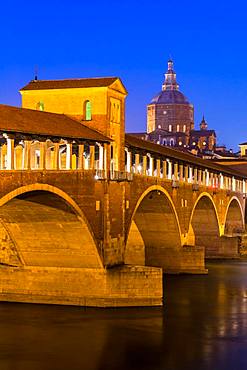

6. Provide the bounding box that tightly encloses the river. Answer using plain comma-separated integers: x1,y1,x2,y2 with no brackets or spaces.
0,261,247,370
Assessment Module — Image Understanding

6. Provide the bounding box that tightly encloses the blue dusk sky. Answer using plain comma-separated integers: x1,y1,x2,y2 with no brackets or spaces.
1,0,247,150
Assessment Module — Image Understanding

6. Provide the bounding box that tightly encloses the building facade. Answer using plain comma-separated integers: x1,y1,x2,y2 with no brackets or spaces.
190,115,216,153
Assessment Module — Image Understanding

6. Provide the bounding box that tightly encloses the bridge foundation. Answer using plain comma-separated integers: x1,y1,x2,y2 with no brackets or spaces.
0,264,163,307
240,234,247,256
145,246,207,274
205,236,240,259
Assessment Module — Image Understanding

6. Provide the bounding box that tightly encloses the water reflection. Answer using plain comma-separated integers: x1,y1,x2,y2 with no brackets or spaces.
0,261,247,370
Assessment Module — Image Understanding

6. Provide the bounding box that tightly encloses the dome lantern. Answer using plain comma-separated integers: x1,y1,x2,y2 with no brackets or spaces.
162,59,179,91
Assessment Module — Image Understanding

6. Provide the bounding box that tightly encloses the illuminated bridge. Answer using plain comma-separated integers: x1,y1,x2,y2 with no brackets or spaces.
0,77,245,307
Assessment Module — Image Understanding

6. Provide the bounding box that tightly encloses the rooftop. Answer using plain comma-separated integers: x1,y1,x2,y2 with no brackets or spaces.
20,77,120,91
0,104,110,142
150,90,190,105
125,134,246,179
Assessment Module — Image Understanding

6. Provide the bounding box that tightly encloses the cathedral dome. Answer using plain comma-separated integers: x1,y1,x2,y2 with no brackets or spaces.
150,59,191,105
151,90,190,105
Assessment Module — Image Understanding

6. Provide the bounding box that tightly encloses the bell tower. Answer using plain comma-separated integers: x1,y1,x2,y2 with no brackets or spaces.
200,115,208,130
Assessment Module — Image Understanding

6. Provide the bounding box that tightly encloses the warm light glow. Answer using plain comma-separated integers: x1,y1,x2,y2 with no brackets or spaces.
137,164,142,172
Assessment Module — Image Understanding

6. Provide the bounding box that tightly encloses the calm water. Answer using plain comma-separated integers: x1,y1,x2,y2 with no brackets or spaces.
1,261,247,370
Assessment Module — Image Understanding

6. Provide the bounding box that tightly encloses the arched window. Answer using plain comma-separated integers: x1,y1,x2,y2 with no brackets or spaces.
36,101,44,111
85,100,92,120
170,139,174,146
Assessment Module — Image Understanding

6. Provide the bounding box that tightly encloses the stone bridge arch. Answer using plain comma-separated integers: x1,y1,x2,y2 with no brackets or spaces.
0,183,103,268
188,193,220,257
188,192,239,258
224,196,245,235
125,185,182,269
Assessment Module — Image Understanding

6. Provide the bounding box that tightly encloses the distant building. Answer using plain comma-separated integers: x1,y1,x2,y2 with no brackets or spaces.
146,59,194,147
239,142,247,157
189,115,216,152
129,59,217,154
215,145,227,153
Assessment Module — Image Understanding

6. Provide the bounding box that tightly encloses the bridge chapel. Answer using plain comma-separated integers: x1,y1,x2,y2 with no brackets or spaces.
20,77,127,171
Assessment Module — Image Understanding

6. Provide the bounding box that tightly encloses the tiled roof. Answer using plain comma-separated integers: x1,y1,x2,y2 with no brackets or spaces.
0,104,110,142
20,77,119,91
213,160,247,176
125,134,246,178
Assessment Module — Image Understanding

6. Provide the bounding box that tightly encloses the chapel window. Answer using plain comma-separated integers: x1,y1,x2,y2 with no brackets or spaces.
85,100,92,120
37,101,44,111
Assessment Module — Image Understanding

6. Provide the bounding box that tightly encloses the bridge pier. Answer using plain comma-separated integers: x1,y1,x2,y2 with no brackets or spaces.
239,234,247,256
0,265,162,307
125,220,207,274
205,235,240,259
147,246,207,274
